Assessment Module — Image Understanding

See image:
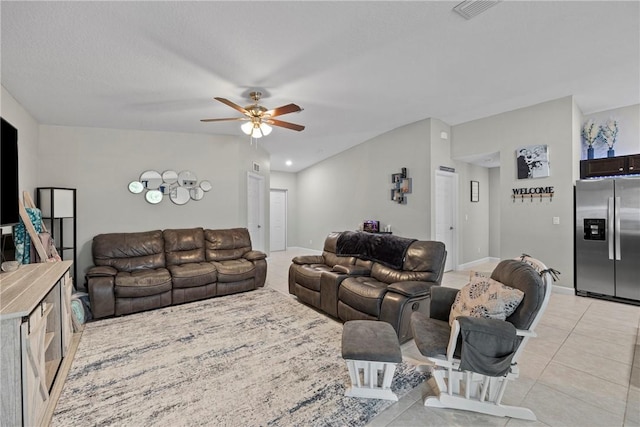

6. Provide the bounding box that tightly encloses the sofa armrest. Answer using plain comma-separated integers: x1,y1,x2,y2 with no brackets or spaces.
86,265,118,278
387,281,435,298
292,255,324,265
87,275,116,319
332,264,371,276
244,250,266,261
430,286,459,322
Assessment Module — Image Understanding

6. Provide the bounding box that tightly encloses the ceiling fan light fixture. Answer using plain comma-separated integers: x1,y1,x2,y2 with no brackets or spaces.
241,121,254,135
260,123,272,136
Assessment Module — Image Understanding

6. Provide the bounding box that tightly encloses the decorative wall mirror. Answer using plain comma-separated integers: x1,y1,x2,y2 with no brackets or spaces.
190,187,204,201
170,186,190,205
145,189,163,204
140,170,163,189
178,170,198,188
129,169,209,205
162,170,178,184
128,181,144,194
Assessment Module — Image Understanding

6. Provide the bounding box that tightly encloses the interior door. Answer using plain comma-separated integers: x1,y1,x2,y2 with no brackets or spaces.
270,189,287,251
247,172,265,252
435,171,457,272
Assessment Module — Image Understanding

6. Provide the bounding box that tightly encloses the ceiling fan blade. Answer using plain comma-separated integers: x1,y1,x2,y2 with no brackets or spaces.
200,117,248,122
214,97,248,115
267,118,305,132
265,103,303,118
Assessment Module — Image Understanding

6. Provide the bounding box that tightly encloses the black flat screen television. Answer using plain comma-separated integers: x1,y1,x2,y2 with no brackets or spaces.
1,117,20,227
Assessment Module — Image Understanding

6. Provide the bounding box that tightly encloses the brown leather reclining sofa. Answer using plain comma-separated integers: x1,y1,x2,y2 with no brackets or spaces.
289,231,446,343
87,227,267,319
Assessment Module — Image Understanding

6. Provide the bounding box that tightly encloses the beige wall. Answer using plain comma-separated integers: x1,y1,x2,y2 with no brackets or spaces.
0,86,40,234
452,97,577,287
296,119,431,251
37,125,270,282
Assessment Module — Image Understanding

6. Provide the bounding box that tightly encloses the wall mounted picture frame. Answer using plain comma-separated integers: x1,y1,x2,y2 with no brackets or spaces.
470,180,479,202
516,144,550,179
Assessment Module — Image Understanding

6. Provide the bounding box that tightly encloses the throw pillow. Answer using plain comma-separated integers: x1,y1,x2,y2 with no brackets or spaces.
449,275,525,327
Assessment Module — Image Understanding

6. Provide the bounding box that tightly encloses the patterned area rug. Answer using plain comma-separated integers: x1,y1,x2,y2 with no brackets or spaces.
52,287,428,426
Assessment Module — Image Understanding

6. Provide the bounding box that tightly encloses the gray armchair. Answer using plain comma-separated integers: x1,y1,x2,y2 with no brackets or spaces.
410,255,556,421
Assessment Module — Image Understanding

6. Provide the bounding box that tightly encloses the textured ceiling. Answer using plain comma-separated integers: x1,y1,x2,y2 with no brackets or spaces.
1,1,638,172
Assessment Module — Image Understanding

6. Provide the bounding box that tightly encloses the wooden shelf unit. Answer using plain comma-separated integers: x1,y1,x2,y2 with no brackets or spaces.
1,261,73,426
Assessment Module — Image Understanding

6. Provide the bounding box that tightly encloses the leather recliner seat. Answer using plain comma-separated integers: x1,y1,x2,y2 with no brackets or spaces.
289,231,446,343
87,227,266,319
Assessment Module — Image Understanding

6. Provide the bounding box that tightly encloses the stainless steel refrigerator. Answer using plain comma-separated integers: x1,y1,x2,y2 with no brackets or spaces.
575,177,640,304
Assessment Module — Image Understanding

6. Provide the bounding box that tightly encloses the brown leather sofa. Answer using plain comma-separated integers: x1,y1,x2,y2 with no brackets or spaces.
87,227,267,319
289,231,446,343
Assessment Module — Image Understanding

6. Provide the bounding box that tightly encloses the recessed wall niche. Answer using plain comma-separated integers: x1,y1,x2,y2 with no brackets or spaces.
128,169,211,205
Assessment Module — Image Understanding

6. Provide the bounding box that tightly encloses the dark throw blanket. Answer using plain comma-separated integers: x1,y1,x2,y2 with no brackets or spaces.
336,231,417,270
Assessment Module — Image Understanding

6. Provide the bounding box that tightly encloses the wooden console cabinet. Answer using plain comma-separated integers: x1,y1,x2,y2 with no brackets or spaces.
1,261,73,426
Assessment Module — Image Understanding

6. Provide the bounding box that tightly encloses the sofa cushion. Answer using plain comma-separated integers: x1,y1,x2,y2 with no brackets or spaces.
449,275,524,327
211,259,255,283
93,230,165,272
205,228,252,261
163,228,205,266
339,276,388,317
115,268,172,298
370,263,433,284
167,262,217,289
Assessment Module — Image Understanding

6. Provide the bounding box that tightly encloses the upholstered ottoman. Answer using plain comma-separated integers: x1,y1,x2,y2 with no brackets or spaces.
341,320,402,401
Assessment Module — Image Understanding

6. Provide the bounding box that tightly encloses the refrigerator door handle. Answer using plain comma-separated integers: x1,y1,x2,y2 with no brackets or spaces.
608,197,614,260
615,196,621,260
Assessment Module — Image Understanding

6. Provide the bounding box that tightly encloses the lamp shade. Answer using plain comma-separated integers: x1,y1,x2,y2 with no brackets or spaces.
241,121,254,135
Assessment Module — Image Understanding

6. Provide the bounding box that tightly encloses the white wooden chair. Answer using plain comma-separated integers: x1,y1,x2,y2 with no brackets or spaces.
410,255,556,420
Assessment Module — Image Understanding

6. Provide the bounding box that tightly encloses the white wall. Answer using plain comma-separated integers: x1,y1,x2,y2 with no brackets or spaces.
296,119,431,250
454,162,490,265
37,125,270,283
0,86,40,234
452,96,577,288
488,167,500,258
270,171,298,248
583,103,640,159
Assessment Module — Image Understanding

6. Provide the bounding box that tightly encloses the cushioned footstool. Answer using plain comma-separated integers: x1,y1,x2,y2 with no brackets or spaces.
341,320,402,401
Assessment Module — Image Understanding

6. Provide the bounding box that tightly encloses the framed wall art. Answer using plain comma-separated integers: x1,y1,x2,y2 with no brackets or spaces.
516,144,550,179
470,180,479,202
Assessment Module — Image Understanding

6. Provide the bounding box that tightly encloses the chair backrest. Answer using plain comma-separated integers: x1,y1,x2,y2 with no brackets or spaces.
163,227,205,266
92,230,165,271
204,228,252,261
322,232,356,267
490,256,552,332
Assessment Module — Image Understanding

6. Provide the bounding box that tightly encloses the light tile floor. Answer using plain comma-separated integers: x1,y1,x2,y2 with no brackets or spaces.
266,248,640,427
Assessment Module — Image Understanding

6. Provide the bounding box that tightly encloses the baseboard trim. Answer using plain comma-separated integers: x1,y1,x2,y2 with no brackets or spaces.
552,285,575,295
456,257,500,271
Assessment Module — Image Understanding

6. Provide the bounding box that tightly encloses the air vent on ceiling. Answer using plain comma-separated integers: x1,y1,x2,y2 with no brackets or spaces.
453,0,501,20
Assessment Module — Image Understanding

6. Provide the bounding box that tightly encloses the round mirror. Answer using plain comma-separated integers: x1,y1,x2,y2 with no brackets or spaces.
190,187,204,201
159,182,176,195
128,181,144,194
145,189,163,204
162,170,178,184
178,170,198,189
170,186,190,205
200,180,212,192
140,170,163,189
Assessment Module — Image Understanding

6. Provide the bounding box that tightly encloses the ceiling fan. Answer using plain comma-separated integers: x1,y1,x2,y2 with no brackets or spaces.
201,91,304,139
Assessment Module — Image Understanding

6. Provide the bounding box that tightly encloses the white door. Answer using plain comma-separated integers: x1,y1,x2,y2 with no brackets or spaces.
247,172,265,252
435,171,458,272
270,189,287,251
